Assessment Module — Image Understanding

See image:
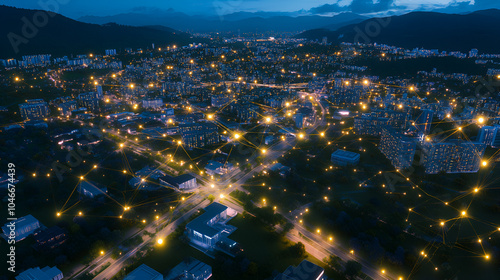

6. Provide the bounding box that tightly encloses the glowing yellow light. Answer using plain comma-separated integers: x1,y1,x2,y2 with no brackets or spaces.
344,81,349,86
112,74,116,78
265,117,272,123
458,127,462,131
261,149,267,154
329,236,333,241
129,84,134,89
157,238,164,245
80,176,84,180
409,86,415,91
207,114,214,120
350,250,354,254
100,250,104,255
485,254,490,260
440,221,445,226
482,161,488,167
78,211,83,216
220,194,224,198
119,143,124,148
15,77,19,81
56,212,61,217
320,132,325,137
381,269,386,274
181,197,185,201
142,219,146,223
316,228,321,234
234,133,240,139
474,187,479,193
177,140,182,145
478,117,485,124
461,211,467,217
363,79,369,85
298,133,305,139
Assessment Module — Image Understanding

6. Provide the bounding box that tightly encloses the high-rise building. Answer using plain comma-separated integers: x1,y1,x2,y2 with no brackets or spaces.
379,126,417,170
179,122,219,148
142,98,164,110
478,126,498,146
19,99,50,120
415,109,433,135
78,92,100,112
422,140,486,174
354,115,390,136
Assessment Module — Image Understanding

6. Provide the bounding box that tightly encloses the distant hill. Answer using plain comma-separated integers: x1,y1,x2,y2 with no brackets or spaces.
0,5,195,58
297,9,500,53
79,11,366,33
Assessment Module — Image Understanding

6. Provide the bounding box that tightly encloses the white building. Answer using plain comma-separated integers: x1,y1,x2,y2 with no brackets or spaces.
2,214,40,242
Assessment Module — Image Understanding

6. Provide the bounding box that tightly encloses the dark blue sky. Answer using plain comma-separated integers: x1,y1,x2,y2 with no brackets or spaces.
7,0,500,18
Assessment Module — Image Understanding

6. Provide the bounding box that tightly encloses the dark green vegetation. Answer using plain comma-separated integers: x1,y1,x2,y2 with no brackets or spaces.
0,5,195,57
298,9,500,53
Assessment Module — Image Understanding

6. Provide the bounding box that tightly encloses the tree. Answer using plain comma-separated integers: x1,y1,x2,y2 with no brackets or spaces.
344,260,362,279
208,194,215,203
281,222,294,236
325,255,343,271
288,242,307,259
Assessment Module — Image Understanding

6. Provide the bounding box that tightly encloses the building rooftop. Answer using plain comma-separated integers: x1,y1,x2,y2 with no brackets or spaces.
124,264,162,280
165,257,212,280
331,149,360,159
186,202,228,238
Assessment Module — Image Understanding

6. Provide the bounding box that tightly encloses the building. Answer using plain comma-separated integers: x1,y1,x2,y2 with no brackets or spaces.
211,95,231,107
415,109,433,135
186,202,237,249
293,113,304,129
159,174,197,191
19,99,50,120
142,98,164,110
179,123,219,148
34,226,68,251
165,258,212,280
78,92,101,112
331,149,360,166
354,115,389,136
274,259,325,280
16,266,62,280
124,264,163,280
478,126,498,146
422,140,486,174
78,180,108,198
2,214,40,242
379,126,416,170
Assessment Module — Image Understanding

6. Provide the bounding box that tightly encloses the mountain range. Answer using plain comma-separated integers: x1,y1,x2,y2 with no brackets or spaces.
0,5,195,58
297,9,500,53
78,11,367,33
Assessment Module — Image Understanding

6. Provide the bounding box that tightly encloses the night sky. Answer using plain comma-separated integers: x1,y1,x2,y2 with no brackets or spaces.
6,0,500,18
